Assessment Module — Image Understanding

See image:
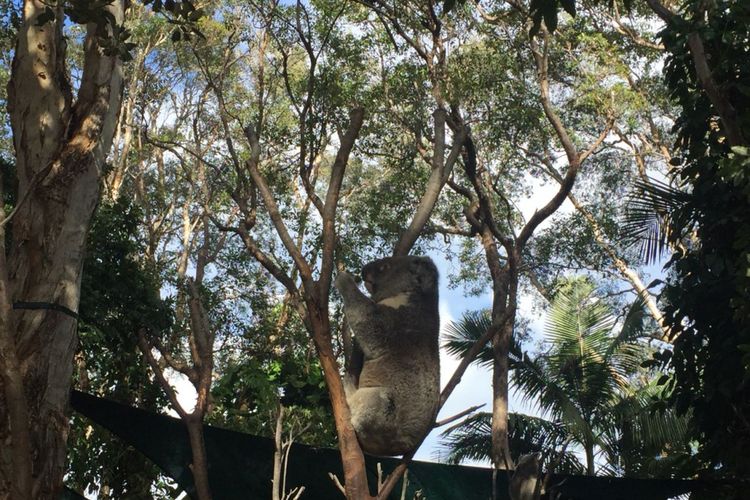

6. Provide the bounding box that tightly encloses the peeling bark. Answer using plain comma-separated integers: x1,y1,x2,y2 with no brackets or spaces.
0,1,125,497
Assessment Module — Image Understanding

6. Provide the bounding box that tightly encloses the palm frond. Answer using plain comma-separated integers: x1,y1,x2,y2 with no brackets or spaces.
511,352,594,444
598,381,696,477
442,309,524,368
438,412,584,473
442,309,494,368
543,283,620,413
605,296,649,385
622,179,691,265
438,412,493,464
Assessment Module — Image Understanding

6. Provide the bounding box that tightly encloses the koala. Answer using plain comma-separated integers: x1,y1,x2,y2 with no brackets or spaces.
335,255,440,456
509,453,543,500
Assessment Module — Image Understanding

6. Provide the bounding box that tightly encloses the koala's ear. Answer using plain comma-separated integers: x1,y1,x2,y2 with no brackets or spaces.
409,257,437,292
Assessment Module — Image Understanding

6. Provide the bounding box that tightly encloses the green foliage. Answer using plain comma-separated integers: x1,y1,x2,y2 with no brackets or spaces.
67,197,173,498
440,411,585,473
442,309,531,369
599,381,699,478
210,350,336,447
34,0,203,60
645,0,750,479
512,281,646,456
441,280,692,476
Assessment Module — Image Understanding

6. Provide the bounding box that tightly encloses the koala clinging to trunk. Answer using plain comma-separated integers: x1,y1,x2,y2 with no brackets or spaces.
335,255,440,456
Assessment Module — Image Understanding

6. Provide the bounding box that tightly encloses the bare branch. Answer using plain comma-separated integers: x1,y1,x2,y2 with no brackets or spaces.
243,127,314,284
578,119,614,164
137,329,189,421
394,112,468,256
319,107,366,300
517,37,584,249
434,404,486,428
328,473,347,495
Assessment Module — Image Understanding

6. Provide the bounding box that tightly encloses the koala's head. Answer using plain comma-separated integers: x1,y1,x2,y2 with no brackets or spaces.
361,255,438,302
514,452,541,473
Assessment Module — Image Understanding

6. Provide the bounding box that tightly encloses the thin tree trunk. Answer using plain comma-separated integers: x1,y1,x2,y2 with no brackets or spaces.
585,440,596,476
565,185,671,341
309,319,372,500
272,405,285,500
186,416,213,500
491,318,514,471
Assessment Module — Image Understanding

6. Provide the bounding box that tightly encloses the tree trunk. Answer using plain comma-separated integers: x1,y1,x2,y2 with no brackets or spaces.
272,405,285,500
480,227,515,472
0,1,124,497
309,316,372,500
186,416,213,500
491,318,514,471
585,439,595,476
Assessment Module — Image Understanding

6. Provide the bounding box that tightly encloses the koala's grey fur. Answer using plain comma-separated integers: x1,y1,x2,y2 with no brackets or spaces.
335,255,440,456
509,453,543,500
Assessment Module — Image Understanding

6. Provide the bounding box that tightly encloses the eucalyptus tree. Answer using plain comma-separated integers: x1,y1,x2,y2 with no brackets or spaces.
0,2,124,492
110,3,377,498
432,4,616,468
164,1,517,495
2,1,126,496
356,1,647,474
521,3,678,340
0,0,205,495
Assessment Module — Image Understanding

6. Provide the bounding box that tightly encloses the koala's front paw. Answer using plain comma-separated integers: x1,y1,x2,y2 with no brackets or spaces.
335,271,356,292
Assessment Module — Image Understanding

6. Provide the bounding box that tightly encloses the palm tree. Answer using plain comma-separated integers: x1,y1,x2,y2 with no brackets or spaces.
441,279,693,477
598,380,697,478
440,411,585,474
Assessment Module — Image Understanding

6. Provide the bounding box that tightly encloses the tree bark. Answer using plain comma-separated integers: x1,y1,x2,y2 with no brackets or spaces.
272,405,285,500
0,1,124,497
186,416,213,500
309,317,372,500
644,0,746,146
393,109,467,256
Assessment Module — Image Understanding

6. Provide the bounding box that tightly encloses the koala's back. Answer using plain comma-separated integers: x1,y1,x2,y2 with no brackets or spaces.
355,318,440,455
358,328,440,413
350,256,441,455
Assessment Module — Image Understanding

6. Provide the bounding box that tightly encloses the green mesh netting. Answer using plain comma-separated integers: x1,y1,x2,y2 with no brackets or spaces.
67,390,718,499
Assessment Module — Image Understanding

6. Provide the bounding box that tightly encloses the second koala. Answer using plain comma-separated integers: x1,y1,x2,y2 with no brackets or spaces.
335,255,440,456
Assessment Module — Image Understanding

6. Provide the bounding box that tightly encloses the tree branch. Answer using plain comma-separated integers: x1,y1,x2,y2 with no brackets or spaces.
137,329,189,421
644,0,745,146
435,404,485,428
394,111,467,256
518,37,584,249
243,127,314,285
319,107,366,302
